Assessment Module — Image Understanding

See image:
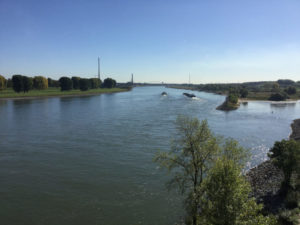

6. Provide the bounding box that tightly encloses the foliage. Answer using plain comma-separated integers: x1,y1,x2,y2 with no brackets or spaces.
12,75,24,93
48,78,60,87
271,83,280,92
79,78,90,91
23,76,33,92
284,86,297,95
33,76,48,90
227,93,239,104
240,88,248,98
71,76,81,89
155,116,219,225
89,78,101,89
199,140,275,225
59,77,73,91
103,78,116,88
0,75,6,90
269,92,288,101
268,139,300,194
6,78,12,88
277,79,295,86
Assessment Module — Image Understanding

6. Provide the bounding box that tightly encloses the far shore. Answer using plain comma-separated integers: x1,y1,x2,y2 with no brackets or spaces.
238,99,299,104
0,87,131,100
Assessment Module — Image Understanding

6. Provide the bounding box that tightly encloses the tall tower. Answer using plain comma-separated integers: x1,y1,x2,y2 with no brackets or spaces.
98,57,100,80
131,73,133,85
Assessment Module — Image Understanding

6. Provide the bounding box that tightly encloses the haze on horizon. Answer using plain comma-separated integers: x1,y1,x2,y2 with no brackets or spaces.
0,0,299,84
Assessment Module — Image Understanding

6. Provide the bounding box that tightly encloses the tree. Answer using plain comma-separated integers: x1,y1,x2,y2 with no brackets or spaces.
48,78,60,87
6,78,12,88
269,92,288,101
103,78,116,88
155,116,219,225
71,76,81,89
200,140,275,225
284,86,297,95
240,88,248,98
33,76,48,90
12,75,24,93
0,75,6,90
89,78,101,89
79,78,90,91
59,77,73,91
268,139,300,194
22,76,33,93
271,82,280,92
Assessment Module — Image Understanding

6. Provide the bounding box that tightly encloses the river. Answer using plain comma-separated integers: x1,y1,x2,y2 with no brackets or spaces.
0,86,299,225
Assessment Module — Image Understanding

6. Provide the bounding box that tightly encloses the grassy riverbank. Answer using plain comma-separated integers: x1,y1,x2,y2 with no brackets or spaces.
0,87,130,99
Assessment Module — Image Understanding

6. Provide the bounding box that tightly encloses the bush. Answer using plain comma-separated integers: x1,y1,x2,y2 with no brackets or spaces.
23,76,33,92
284,86,297,95
269,92,288,101
102,78,116,88
12,75,24,93
79,78,90,91
240,88,248,98
33,76,48,90
0,75,6,90
47,78,60,87
71,77,81,89
59,77,73,91
89,78,101,89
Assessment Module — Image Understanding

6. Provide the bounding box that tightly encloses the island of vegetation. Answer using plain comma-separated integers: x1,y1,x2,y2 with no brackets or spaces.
0,74,131,99
156,116,300,225
168,79,300,111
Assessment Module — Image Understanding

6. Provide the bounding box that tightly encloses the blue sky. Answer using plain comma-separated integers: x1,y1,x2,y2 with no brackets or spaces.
0,0,299,83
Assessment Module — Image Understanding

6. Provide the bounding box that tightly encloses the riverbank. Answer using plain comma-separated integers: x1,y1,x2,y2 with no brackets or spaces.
0,87,130,100
246,118,300,214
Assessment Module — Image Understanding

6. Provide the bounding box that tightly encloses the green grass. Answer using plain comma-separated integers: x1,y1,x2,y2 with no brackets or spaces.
0,87,129,99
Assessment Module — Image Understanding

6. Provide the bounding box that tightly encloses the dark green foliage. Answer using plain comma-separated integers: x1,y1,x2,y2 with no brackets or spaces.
269,92,288,101
227,93,238,104
284,86,297,95
59,77,73,91
240,88,248,98
268,139,300,194
0,75,6,90
71,77,81,89
79,78,90,91
278,79,295,86
33,76,48,90
103,78,116,88
12,75,24,93
23,76,33,92
6,78,12,88
89,78,101,89
47,78,60,87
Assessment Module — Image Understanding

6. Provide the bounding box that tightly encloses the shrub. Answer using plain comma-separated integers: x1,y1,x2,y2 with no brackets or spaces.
269,92,288,101
284,86,297,95
0,75,6,90
33,76,48,90
79,78,90,91
71,77,81,89
102,78,116,88
89,78,101,89
59,77,73,91
12,75,24,93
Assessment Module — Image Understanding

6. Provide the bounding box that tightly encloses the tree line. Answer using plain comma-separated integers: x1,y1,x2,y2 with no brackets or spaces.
155,116,300,225
0,74,117,92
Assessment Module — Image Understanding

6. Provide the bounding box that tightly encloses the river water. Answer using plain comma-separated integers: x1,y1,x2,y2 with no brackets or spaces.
0,86,299,225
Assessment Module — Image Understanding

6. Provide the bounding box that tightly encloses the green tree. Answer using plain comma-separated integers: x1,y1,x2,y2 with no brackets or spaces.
103,78,116,88
89,78,101,89
0,75,6,90
240,88,248,98
268,139,300,194
22,76,33,93
79,78,90,91
59,77,73,91
200,140,275,225
33,76,48,90
12,75,24,93
6,78,12,88
284,86,297,95
155,116,219,225
71,76,81,89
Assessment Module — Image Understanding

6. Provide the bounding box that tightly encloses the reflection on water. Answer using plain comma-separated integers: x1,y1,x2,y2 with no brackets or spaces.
0,87,299,225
